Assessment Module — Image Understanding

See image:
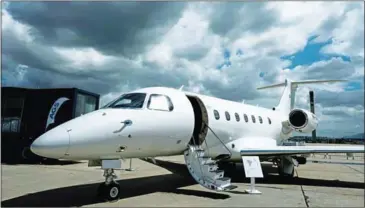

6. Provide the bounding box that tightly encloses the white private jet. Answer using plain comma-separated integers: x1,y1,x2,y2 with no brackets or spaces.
30,78,364,201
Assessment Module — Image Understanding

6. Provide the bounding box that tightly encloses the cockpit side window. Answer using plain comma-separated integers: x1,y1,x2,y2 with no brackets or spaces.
107,93,146,109
147,94,174,112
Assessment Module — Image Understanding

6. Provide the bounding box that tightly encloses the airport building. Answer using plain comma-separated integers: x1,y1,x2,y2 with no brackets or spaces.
1,87,100,163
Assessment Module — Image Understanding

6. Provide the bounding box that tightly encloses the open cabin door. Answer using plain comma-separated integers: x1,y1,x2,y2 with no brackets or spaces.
183,95,237,192
186,95,209,146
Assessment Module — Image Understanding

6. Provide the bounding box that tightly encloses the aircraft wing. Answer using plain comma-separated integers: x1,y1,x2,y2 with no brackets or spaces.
240,145,364,156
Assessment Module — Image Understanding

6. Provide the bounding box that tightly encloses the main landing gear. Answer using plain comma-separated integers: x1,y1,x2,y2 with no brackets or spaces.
274,156,296,178
97,169,121,201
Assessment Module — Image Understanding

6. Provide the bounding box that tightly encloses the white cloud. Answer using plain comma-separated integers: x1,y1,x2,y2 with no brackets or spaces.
230,2,348,58
53,47,115,69
2,9,33,43
145,42,173,67
2,2,364,137
321,3,364,58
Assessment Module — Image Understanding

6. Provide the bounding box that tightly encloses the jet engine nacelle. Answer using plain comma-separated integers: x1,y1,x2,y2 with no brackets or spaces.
288,108,318,133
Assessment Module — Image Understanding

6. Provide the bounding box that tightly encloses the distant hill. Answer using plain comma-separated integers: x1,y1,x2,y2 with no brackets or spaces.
344,133,364,139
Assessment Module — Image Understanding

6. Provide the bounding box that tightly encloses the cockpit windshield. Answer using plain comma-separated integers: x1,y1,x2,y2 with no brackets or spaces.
104,93,146,109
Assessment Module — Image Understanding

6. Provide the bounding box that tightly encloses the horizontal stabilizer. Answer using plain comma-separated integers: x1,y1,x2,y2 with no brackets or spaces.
240,145,364,156
257,82,286,90
257,79,347,90
292,79,348,85
256,79,348,114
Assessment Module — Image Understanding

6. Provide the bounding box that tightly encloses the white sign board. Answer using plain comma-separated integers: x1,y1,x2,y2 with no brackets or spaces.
242,156,264,178
102,159,122,169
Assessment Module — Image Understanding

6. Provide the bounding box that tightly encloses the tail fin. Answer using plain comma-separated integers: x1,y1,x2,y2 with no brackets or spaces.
257,79,347,114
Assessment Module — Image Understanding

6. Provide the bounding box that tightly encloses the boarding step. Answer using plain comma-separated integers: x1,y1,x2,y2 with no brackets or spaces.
204,163,219,172
207,170,224,180
222,184,238,191
185,147,204,156
195,149,206,157
183,145,237,192
200,158,216,165
215,177,231,187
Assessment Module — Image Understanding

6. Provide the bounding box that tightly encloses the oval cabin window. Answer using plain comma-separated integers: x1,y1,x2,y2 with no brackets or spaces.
214,110,220,120
225,111,231,121
251,115,256,123
235,113,240,122
244,114,248,122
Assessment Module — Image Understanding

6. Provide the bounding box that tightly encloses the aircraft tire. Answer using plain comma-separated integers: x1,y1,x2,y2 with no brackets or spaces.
100,182,120,201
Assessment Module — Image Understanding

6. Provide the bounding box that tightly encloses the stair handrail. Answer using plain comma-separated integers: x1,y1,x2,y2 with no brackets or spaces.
203,122,232,159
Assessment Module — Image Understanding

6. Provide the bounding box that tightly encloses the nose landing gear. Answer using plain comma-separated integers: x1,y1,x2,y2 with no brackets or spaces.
97,169,121,201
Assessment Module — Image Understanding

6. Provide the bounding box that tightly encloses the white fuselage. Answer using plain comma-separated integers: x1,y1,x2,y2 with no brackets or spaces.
30,87,292,161
185,92,290,161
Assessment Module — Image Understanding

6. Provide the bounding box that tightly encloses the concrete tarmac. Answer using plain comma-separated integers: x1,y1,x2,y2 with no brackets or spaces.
1,156,364,207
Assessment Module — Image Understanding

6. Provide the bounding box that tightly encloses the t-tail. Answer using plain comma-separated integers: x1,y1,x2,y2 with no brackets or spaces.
257,79,347,114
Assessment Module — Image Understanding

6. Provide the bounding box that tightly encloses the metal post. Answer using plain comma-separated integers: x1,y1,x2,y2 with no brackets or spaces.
309,91,317,141
126,158,135,171
246,177,261,194
250,177,255,192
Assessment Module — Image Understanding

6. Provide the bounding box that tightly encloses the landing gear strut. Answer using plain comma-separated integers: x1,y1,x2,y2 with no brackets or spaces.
97,169,121,201
275,156,295,178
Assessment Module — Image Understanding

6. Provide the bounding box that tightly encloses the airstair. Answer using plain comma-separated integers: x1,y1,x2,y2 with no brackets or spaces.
184,124,237,191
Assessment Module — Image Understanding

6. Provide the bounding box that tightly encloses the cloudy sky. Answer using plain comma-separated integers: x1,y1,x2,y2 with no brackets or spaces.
2,2,364,137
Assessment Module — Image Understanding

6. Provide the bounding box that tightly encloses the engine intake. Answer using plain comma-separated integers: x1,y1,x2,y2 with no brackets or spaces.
288,109,318,133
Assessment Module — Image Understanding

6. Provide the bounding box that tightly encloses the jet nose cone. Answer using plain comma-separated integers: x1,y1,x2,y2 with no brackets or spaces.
30,126,70,159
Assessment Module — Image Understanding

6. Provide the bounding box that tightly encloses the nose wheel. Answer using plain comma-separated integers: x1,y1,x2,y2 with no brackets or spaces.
97,169,121,201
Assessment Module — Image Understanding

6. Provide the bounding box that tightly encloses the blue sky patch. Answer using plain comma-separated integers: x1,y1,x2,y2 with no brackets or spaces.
217,60,232,70
1,76,7,85
236,49,243,56
345,81,363,91
223,49,231,59
281,35,351,70
217,48,232,70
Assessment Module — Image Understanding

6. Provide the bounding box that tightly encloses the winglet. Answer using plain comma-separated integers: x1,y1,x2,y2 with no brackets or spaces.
179,85,184,91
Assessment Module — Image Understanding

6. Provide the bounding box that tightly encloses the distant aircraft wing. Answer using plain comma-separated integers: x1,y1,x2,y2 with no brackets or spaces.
240,145,364,156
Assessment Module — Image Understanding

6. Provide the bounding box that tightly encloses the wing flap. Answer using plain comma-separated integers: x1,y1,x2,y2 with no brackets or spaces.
240,145,364,156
